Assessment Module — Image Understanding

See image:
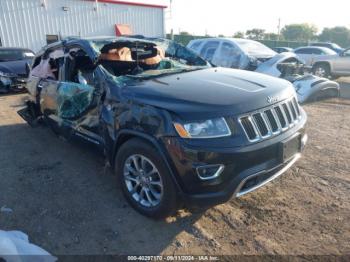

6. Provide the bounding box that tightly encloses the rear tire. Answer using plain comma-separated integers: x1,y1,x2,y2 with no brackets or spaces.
312,63,331,78
115,138,179,219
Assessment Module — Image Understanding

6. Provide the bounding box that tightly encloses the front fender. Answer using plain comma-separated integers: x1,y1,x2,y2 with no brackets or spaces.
112,129,185,194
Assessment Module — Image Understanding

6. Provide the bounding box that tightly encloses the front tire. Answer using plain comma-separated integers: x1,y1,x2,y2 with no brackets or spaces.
115,138,179,219
312,63,331,78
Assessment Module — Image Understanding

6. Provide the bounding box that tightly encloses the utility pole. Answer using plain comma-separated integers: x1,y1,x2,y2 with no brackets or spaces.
277,18,281,40
165,0,173,38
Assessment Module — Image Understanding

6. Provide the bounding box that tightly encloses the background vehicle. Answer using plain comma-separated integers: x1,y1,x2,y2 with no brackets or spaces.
310,42,344,54
187,38,339,103
0,47,35,93
19,36,307,218
293,46,337,67
273,47,293,53
187,38,276,70
311,47,350,78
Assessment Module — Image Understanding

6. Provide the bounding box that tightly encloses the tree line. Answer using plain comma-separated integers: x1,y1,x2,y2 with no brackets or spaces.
179,24,350,48
234,24,350,47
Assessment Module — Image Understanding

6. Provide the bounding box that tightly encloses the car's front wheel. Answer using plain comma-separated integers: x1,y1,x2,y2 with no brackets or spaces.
312,63,331,78
115,138,179,219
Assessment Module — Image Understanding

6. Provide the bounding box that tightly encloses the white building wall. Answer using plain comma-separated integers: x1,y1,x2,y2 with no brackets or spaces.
0,0,165,51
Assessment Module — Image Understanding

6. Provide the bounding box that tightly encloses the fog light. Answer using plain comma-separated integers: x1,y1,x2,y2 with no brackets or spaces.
196,164,224,180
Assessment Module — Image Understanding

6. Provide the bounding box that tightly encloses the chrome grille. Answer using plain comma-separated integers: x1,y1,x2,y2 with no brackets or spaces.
253,113,269,137
239,97,302,142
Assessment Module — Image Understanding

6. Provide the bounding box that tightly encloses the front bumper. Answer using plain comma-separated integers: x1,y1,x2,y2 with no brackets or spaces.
162,126,307,207
0,76,27,93
294,76,340,104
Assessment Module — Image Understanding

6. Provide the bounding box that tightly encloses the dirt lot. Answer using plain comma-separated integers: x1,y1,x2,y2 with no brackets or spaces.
0,91,349,256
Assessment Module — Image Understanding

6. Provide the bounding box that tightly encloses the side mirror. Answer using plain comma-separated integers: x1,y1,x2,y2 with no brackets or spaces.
25,63,31,76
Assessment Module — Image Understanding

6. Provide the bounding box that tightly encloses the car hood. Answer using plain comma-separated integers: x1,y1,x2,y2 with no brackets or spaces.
0,59,32,76
120,67,295,120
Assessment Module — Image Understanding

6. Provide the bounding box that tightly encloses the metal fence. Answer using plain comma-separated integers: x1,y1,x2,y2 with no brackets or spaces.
166,34,308,49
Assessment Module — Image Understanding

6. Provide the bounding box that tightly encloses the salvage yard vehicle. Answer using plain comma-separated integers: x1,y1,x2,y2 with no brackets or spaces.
0,47,35,93
309,47,350,79
293,46,338,67
309,42,344,54
187,38,340,103
272,47,293,53
19,36,308,218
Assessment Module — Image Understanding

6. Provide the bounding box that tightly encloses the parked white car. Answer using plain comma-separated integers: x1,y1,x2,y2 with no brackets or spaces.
187,38,339,103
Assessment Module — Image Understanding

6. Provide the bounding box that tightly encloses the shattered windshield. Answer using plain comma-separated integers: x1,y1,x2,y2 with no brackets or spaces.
91,38,210,80
235,39,276,57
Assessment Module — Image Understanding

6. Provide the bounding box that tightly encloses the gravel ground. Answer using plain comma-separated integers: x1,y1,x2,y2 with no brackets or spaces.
0,92,349,256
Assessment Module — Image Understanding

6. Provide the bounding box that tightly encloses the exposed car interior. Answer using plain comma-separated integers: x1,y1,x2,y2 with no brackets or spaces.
66,49,96,86
96,39,208,78
277,57,305,79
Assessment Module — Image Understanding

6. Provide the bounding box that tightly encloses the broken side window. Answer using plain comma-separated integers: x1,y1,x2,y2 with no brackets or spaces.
57,82,94,119
56,48,97,119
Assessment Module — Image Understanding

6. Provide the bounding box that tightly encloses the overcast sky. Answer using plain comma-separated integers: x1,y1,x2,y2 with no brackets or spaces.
126,0,349,36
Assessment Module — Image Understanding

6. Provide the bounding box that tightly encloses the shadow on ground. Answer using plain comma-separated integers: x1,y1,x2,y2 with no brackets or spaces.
338,77,350,99
0,122,205,255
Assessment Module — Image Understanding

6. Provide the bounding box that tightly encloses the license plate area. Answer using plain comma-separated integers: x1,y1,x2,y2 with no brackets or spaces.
280,134,301,163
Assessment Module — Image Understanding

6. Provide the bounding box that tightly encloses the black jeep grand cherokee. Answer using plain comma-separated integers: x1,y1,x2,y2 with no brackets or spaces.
19,37,307,218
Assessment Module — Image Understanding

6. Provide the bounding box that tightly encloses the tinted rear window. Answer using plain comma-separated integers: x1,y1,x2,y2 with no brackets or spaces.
0,49,34,62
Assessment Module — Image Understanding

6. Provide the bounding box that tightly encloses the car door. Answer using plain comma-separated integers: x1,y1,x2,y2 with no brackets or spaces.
333,48,350,75
187,40,204,54
36,48,65,117
212,41,242,68
295,48,314,66
199,40,220,64
55,46,98,121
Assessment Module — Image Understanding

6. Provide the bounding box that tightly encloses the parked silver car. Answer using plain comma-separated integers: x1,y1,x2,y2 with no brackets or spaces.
293,46,338,67
310,42,344,54
311,48,350,78
187,38,339,104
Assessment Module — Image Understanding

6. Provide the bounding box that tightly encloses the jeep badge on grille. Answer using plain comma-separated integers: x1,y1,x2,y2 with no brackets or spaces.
267,95,279,104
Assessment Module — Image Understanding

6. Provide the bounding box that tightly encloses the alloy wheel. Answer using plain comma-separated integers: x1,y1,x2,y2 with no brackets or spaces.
314,67,326,77
123,154,163,207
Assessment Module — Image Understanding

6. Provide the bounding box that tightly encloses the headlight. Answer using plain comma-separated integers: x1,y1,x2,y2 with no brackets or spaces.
0,71,14,86
0,76,12,86
0,71,16,77
174,117,232,139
